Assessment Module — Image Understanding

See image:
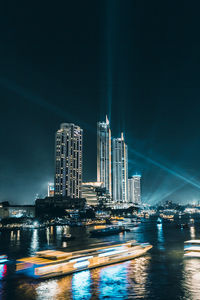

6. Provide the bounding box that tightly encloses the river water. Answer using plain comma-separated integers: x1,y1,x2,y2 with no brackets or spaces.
0,217,200,300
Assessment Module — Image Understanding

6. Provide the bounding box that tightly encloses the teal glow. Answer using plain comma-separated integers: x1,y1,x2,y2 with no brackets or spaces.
99,262,128,299
129,148,200,190
72,270,91,300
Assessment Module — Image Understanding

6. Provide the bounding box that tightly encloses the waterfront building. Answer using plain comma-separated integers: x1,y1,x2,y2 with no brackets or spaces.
54,123,83,198
82,182,112,207
112,133,128,203
97,116,112,196
128,175,141,205
48,183,54,197
35,196,86,217
0,202,35,219
82,182,103,206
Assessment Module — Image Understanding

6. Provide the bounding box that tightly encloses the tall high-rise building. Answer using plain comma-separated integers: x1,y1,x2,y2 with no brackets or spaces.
54,123,83,198
128,178,134,203
112,133,128,203
97,116,112,195
128,175,141,205
133,175,141,204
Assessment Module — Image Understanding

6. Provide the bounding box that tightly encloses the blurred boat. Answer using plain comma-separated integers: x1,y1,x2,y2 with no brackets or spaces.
90,226,129,237
184,240,200,257
16,240,152,279
0,255,8,264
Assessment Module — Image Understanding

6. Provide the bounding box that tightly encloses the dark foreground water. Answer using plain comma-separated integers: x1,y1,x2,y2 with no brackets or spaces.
1,217,200,300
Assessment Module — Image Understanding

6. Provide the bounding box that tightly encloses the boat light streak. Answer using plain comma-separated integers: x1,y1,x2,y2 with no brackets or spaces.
98,247,123,253
0,255,7,260
98,249,126,257
74,260,89,269
184,252,200,257
184,246,200,251
69,256,93,263
0,259,8,264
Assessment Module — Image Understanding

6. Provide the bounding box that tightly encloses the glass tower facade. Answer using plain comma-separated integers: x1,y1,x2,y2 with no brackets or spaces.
97,116,112,195
133,175,141,205
54,123,83,198
112,133,128,203
128,175,141,205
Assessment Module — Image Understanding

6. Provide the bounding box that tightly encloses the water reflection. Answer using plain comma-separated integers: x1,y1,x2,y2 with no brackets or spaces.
36,280,59,300
30,258,150,300
183,258,200,300
56,226,62,235
72,270,91,300
190,226,195,239
46,228,50,245
10,230,20,242
99,262,128,299
157,223,165,251
30,229,39,254
0,264,7,279
3,218,200,299
127,256,150,298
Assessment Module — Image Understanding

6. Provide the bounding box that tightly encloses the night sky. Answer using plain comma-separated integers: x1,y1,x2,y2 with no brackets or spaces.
1,0,200,205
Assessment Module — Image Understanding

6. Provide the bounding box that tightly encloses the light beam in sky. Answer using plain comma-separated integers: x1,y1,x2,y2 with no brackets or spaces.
128,147,200,190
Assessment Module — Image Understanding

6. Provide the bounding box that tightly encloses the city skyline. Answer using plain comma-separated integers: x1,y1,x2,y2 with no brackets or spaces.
2,1,200,205
1,2,200,299
53,118,139,205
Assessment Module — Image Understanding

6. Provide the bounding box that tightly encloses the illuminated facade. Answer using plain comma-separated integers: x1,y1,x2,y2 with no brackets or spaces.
97,116,112,195
0,203,35,219
128,177,134,204
48,183,54,197
54,123,83,198
112,133,128,203
128,175,141,205
82,182,104,206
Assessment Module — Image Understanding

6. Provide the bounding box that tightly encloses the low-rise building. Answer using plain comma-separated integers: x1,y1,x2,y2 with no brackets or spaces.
82,182,113,207
35,196,86,217
0,202,35,219
82,182,104,206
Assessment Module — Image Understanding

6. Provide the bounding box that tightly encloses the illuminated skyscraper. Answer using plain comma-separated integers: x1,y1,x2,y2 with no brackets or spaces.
133,175,141,204
128,178,134,203
128,175,141,205
97,116,112,195
54,123,83,198
112,133,128,203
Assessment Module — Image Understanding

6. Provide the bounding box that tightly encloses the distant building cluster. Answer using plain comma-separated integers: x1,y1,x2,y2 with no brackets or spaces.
49,116,141,208
97,116,141,207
